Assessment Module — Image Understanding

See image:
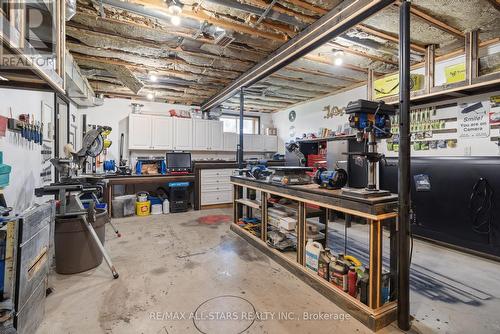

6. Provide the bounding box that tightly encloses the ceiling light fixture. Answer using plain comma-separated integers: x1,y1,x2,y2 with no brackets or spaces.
149,74,158,82
171,15,181,26
332,50,344,66
147,93,154,100
166,0,182,26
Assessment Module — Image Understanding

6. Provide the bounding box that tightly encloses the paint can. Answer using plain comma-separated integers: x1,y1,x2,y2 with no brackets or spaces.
317,248,333,281
136,201,151,216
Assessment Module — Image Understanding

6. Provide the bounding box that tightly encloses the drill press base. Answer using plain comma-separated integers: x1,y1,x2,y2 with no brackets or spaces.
342,187,390,198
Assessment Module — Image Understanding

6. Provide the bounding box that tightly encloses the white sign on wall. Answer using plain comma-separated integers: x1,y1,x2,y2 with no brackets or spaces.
458,102,490,139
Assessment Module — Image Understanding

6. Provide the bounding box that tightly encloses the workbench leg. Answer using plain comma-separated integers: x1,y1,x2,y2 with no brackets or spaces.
369,220,382,309
324,208,330,248
261,192,268,242
297,202,306,265
233,185,243,224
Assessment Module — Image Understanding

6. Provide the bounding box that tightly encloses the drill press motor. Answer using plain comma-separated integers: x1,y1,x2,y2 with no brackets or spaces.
313,167,348,190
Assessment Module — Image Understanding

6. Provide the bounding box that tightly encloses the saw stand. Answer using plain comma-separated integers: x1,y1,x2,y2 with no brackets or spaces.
343,128,390,198
37,183,119,279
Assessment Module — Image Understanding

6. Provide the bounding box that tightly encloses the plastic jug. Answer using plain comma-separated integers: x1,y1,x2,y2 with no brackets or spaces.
305,239,323,273
163,199,170,214
318,247,333,280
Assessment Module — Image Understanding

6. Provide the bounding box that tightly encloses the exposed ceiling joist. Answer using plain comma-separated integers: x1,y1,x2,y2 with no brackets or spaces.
393,1,465,39
356,24,426,53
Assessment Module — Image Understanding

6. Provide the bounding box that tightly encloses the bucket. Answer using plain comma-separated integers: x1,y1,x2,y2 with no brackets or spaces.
137,192,148,202
151,204,162,215
136,201,151,216
54,209,108,274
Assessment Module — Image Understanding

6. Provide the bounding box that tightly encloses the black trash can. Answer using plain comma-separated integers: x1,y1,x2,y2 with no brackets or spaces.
54,209,108,274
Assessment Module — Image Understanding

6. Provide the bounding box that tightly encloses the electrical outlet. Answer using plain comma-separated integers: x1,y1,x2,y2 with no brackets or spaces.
464,146,472,156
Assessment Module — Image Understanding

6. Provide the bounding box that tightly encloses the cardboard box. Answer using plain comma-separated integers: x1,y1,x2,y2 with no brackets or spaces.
374,73,424,99
279,217,296,231
444,63,466,84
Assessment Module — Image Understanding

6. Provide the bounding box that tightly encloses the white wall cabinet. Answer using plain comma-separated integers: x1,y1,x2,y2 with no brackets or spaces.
192,119,223,151
210,121,224,151
129,114,152,149
151,116,173,150
264,135,278,152
193,119,209,150
129,114,173,150
223,132,238,151
173,118,193,150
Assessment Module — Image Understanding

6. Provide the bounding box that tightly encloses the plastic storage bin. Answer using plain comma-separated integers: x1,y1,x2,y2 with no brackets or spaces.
112,195,136,218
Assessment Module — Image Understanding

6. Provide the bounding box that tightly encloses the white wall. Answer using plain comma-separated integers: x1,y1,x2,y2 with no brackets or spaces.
0,88,55,213
272,43,500,158
272,85,367,153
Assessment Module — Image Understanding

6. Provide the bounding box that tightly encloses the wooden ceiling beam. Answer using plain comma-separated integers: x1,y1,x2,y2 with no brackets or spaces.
124,0,288,41
393,1,465,39
304,54,369,73
285,66,362,83
356,24,426,53
241,0,316,23
283,0,328,15
73,54,233,85
327,41,398,66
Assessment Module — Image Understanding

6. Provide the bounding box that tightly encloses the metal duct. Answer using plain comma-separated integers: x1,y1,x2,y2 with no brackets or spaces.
66,0,77,21
204,0,306,28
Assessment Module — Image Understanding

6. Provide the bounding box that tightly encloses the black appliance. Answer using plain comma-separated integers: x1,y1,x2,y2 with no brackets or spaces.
168,182,190,213
166,152,192,173
380,156,500,258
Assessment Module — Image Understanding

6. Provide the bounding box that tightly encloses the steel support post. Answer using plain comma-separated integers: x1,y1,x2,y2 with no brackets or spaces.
238,87,245,169
398,0,411,330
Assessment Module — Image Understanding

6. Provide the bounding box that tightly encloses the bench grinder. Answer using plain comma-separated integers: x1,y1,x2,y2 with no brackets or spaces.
342,100,396,198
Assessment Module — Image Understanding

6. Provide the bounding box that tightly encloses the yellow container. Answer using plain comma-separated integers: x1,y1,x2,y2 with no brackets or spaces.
444,63,465,84
136,201,151,216
374,73,424,99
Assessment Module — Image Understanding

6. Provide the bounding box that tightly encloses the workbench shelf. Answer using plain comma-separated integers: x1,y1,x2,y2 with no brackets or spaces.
231,176,399,331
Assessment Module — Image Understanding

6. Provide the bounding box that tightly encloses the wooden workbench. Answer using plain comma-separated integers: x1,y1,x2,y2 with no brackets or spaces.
104,174,195,216
230,176,399,331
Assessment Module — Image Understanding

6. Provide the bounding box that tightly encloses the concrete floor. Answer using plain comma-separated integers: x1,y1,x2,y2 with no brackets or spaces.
37,209,500,334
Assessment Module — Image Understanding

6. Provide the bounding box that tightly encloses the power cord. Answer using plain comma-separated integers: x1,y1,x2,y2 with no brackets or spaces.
469,177,494,244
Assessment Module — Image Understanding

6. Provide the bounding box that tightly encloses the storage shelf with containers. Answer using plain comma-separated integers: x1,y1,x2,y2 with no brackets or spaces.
230,176,399,331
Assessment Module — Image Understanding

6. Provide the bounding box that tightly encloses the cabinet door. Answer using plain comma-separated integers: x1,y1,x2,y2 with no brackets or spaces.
151,116,173,150
128,114,152,149
243,134,254,152
223,132,237,151
192,119,209,150
252,135,264,152
264,135,278,152
209,121,224,151
173,118,193,150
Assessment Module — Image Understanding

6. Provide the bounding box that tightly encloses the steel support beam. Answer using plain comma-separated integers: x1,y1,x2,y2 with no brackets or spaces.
465,30,479,85
238,88,245,169
398,0,411,331
425,45,435,94
201,0,395,111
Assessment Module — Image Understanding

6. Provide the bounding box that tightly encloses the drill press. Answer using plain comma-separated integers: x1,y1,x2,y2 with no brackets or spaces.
342,100,396,198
